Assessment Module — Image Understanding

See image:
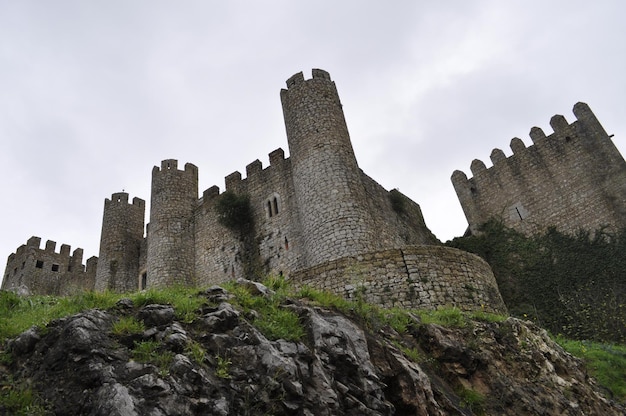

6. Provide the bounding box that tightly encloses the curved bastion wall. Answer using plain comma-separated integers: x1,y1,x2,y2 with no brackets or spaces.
290,245,507,314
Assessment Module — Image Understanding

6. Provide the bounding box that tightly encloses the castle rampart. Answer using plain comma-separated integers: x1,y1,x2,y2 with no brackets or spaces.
290,245,506,313
2,236,96,296
452,102,626,236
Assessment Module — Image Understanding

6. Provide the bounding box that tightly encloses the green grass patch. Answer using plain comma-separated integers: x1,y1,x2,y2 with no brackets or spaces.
556,337,626,402
225,280,305,342
111,316,145,336
458,386,485,415
132,340,174,372
416,307,467,328
0,380,47,415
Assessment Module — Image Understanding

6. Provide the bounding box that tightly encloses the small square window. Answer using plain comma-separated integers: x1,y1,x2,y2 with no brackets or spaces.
52,264,59,272
35,260,44,269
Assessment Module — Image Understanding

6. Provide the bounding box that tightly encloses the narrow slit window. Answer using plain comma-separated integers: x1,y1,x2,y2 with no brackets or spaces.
267,201,273,218
284,237,289,250
273,197,279,215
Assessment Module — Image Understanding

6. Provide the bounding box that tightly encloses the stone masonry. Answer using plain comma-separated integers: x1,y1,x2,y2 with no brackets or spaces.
4,69,508,313
452,102,626,236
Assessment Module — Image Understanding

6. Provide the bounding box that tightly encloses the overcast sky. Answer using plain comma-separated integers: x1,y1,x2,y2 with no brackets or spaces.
1,1,625,277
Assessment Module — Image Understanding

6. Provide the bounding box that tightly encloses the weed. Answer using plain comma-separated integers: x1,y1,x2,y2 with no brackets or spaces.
111,316,145,336
132,340,174,372
417,307,467,328
0,380,47,415
458,387,485,415
215,354,232,379
186,340,207,364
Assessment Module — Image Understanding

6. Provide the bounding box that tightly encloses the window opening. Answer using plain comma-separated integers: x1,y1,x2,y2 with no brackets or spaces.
68,265,73,272
35,260,43,269
52,264,60,272
267,201,273,218
21,262,25,269
273,197,279,215
141,272,147,290
284,237,289,250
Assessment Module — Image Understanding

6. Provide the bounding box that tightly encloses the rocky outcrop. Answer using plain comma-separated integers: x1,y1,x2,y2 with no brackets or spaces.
2,282,623,415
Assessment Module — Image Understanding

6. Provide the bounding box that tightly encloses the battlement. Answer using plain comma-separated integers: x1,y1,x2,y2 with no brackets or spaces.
283,68,332,89
14,237,81,256
224,148,289,192
452,102,625,237
152,159,198,176
454,102,607,179
105,192,145,209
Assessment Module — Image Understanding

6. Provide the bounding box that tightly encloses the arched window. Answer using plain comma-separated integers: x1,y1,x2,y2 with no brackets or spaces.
266,193,282,218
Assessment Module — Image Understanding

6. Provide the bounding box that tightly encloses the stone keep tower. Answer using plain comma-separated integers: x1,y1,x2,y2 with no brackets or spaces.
95,192,145,292
281,69,377,267
147,159,198,288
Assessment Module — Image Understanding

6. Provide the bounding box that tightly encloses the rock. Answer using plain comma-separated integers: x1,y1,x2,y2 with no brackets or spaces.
138,304,175,327
3,296,623,415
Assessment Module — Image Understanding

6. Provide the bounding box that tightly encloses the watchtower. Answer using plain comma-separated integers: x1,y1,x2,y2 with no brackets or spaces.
147,160,198,288
280,69,377,266
95,192,145,292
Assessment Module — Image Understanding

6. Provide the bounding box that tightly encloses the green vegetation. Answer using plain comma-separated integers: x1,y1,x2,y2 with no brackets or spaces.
214,191,254,233
225,277,305,341
447,219,626,343
215,354,232,379
132,340,174,373
111,316,145,336
556,337,626,403
0,380,46,416
458,386,486,415
416,307,467,328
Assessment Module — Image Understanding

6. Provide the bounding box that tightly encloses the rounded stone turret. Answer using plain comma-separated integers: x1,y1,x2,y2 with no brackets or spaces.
280,69,377,266
147,160,198,288
95,192,145,292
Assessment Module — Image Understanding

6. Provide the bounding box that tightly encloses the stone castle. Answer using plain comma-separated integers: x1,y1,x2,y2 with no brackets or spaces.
6,69,623,313
452,102,626,237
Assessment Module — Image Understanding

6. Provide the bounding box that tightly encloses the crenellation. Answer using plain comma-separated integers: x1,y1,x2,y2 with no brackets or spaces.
202,186,220,201
549,114,570,133
490,148,506,165
246,159,263,178
470,159,487,176
285,72,305,88
225,171,243,192
529,126,546,142
268,148,285,166
60,244,70,257
510,137,526,154
453,102,626,237
45,240,56,253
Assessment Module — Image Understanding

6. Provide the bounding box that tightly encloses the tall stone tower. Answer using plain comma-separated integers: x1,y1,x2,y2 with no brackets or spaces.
281,69,377,267
147,159,198,288
95,192,145,292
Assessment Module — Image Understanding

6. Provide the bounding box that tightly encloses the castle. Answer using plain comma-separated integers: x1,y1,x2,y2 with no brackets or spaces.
452,102,626,237
25,68,626,314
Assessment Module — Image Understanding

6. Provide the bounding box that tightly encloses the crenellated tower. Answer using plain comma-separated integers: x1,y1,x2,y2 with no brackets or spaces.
280,69,378,267
147,159,198,288
452,102,626,236
95,192,145,292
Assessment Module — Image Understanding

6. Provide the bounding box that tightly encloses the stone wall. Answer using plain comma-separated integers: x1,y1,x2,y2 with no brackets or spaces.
2,236,96,296
290,245,507,313
452,102,626,236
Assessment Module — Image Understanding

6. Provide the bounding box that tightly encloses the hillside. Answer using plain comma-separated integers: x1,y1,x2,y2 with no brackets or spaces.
0,279,624,415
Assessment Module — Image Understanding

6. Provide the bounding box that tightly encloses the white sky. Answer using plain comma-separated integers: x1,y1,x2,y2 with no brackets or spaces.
1,1,625,277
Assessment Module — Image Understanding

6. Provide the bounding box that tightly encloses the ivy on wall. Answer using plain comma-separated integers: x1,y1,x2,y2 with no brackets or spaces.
447,220,626,343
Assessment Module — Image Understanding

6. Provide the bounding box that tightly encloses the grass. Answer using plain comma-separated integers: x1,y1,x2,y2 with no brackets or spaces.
0,379,47,416
556,337,626,403
132,340,174,372
111,316,145,336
